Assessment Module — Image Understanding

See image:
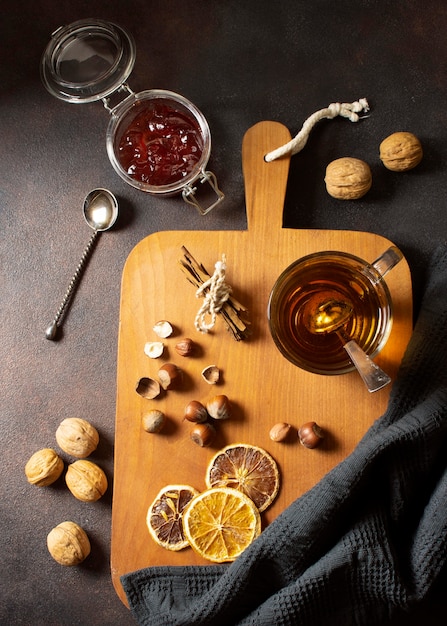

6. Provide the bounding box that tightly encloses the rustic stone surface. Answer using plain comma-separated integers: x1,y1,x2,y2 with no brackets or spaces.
1,1,447,624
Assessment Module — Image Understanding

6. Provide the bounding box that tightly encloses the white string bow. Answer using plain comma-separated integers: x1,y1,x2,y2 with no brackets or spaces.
194,255,232,333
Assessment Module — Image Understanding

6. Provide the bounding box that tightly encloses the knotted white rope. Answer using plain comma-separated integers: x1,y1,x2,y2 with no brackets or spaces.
195,255,232,333
265,98,370,162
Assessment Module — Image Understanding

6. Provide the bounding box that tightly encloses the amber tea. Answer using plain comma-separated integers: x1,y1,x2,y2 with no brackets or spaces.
268,251,395,375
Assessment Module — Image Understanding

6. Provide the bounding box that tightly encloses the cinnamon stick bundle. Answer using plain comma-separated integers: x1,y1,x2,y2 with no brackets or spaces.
179,246,251,341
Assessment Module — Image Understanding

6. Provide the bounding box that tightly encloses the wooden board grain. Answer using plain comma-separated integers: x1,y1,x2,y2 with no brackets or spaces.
111,121,413,603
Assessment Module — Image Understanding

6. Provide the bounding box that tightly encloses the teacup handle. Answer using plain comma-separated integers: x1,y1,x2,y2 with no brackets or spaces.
371,246,403,279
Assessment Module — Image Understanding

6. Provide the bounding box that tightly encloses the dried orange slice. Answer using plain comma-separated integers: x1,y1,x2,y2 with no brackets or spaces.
183,487,261,562
147,484,199,551
205,444,280,512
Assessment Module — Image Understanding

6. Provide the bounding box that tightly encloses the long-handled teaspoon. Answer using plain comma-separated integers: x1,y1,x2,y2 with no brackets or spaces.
308,298,391,393
45,188,118,341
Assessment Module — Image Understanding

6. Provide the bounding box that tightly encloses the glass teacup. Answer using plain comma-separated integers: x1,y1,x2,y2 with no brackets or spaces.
267,247,402,375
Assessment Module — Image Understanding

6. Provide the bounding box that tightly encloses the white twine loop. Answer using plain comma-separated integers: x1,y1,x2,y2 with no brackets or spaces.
265,98,370,162
194,255,232,333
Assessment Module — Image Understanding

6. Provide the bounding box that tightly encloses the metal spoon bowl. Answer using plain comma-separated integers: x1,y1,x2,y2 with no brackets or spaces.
83,188,118,231
45,188,118,340
307,298,391,393
309,299,354,335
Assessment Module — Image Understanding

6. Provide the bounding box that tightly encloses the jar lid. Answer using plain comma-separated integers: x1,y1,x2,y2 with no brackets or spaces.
41,19,136,103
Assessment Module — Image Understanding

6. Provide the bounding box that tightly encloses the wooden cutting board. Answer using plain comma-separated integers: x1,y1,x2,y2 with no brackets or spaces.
111,121,413,604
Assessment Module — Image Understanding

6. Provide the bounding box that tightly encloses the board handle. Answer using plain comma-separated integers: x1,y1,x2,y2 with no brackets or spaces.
242,121,292,235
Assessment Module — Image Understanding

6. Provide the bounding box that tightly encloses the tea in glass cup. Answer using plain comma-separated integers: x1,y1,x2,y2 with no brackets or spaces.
267,247,402,375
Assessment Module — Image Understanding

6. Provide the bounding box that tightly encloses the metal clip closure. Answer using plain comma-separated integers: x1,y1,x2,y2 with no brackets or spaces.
182,170,225,215
102,84,134,113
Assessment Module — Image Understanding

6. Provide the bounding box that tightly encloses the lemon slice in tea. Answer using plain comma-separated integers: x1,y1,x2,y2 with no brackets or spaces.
183,486,261,562
147,484,199,551
205,443,280,512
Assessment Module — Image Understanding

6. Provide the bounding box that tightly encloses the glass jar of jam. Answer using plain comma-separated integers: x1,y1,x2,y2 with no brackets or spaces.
41,19,224,215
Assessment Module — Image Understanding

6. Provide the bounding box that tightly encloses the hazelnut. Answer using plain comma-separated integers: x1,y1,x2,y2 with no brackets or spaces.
144,341,164,359
190,422,216,447
325,157,372,199
184,400,208,423
175,338,195,357
142,409,166,433
47,521,91,566
152,320,173,338
55,417,99,458
201,365,220,385
269,422,293,442
136,377,161,399
25,448,64,486
65,459,108,502
298,422,324,449
158,363,182,390
379,131,423,171
206,394,231,420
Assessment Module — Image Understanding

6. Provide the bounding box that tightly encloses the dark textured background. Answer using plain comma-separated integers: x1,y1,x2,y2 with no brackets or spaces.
1,1,446,624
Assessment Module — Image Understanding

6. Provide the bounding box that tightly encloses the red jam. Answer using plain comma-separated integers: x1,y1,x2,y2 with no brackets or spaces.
117,102,204,187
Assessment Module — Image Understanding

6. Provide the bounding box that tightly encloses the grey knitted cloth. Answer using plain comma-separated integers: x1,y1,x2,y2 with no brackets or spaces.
121,245,447,625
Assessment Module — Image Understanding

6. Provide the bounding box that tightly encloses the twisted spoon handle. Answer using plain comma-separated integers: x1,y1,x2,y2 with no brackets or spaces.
45,230,99,340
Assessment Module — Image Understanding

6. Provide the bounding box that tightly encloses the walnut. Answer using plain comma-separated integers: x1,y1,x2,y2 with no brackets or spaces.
25,448,64,486
379,131,423,171
55,417,99,458
47,521,91,566
65,459,108,502
325,157,372,199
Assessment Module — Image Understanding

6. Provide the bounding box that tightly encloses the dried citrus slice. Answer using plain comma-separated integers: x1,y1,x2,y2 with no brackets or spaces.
147,484,199,551
205,444,280,512
183,487,261,562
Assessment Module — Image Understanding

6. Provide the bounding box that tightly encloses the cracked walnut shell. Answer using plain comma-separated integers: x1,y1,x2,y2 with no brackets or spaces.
47,521,91,566
379,131,423,171
65,459,108,502
25,448,64,486
325,157,372,199
55,417,99,458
